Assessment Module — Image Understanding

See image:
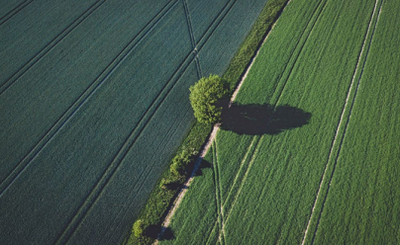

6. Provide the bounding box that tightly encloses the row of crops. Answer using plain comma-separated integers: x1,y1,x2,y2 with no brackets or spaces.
160,0,400,244
0,0,271,244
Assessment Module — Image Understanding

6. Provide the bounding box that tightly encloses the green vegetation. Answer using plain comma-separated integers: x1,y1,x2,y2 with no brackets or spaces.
126,0,290,244
160,0,399,244
0,0,275,244
189,75,228,124
170,150,193,177
133,220,145,238
312,1,400,244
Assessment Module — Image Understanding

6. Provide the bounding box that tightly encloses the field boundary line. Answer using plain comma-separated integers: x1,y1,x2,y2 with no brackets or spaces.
155,125,221,245
0,0,180,199
301,1,383,244
0,0,109,94
154,0,296,242
0,0,34,26
181,0,202,78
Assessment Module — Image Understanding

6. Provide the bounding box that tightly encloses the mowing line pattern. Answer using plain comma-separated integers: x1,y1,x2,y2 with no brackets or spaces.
0,0,180,198
0,0,34,26
55,1,251,243
301,1,383,244
0,0,109,94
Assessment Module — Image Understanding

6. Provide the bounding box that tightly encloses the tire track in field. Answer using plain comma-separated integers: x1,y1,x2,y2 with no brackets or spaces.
211,142,223,244
301,1,383,244
213,140,226,244
182,0,202,78
204,136,258,243
1,0,237,196
272,0,329,105
98,108,194,245
211,0,330,234
205,136,263,245
157,0,327,241
0,0,179,197
0,0,34,26
54,0,246,242
0,0,108,94
62,0,240,241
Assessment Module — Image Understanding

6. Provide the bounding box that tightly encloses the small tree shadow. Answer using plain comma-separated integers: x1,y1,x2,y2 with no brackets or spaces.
143,225,161,239
160,227,175,241
221,103,311,135
194,160,212,176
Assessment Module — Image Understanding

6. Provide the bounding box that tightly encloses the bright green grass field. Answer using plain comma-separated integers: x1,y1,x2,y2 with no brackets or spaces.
160,0,399,244
312,0,400,244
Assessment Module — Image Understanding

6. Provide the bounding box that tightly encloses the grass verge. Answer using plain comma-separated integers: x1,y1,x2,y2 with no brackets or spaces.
124,0,289,244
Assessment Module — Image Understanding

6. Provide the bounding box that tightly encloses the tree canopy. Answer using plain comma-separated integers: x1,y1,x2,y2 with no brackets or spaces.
189,75,228,124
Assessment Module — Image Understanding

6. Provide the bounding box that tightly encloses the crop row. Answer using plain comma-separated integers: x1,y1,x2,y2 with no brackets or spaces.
161,0,381,244
312,0,400,244
0,0,271,244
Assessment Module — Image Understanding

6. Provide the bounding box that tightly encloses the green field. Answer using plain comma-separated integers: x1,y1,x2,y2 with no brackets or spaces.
161,0,400,244
0,0,271,244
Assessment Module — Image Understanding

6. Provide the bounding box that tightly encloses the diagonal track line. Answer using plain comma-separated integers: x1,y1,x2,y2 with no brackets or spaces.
0,0,108,95
0,0,180,198
182,0,202,78
0,0,34,26
214,140,226,244
155,0,329,241
210,0,331,234
54,0,246,242
301,1,383,244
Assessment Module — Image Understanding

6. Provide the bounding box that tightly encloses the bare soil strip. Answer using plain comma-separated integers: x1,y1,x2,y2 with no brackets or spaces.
300,1,382,244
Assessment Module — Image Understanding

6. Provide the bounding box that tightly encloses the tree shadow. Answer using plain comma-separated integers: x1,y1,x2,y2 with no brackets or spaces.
143,225,161,239
193,159,212,177
159,227,175,241
221,103,311,135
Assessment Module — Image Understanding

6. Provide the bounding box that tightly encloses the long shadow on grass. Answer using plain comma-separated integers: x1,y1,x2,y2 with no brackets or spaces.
221,103,311,135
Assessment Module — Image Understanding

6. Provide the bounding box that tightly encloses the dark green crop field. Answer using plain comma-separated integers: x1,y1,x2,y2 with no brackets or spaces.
0,0,271,244
161,0,400,244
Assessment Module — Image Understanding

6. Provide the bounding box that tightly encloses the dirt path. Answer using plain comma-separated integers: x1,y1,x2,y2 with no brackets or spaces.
154,2,291,243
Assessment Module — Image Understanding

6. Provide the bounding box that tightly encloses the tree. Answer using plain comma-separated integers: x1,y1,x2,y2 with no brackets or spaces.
189,75,228,124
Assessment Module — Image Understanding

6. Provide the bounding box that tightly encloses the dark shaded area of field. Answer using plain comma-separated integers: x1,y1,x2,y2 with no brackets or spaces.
221,103,311,135
0,0,270,244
